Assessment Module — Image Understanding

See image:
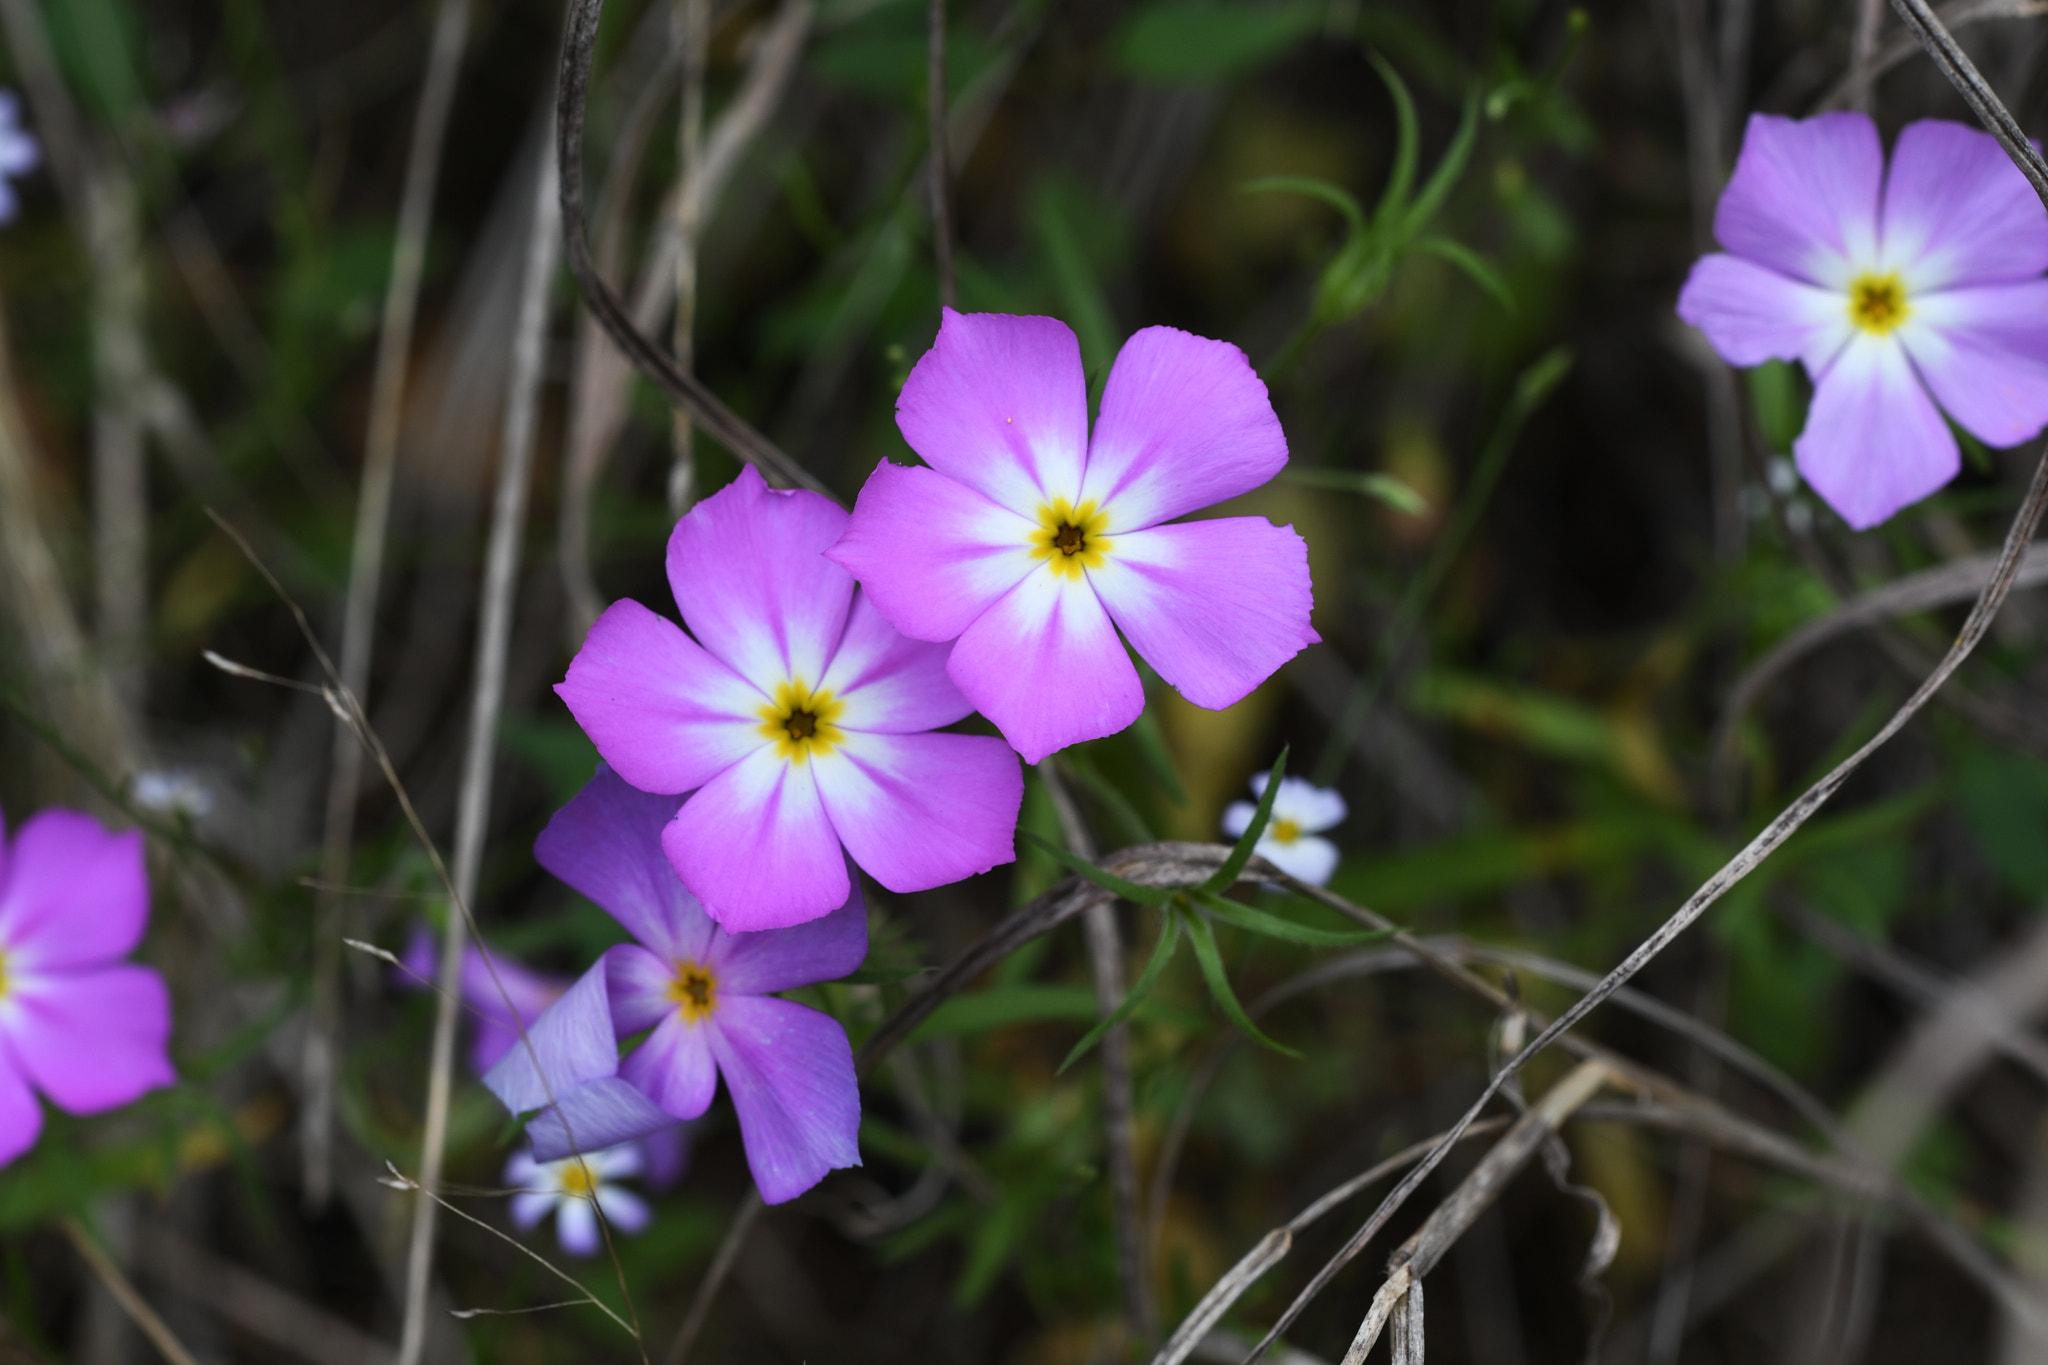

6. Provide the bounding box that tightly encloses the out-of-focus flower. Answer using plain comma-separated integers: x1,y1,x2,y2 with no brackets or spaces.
556,465,1023,931
0,92,36,224
506,1144,651,1256
0,807,175,1165
485,768,865,1205
828,309,1318,763
399,929,570,1075
1221,774,1347,886
1678,113,2048,529
131,769,215,821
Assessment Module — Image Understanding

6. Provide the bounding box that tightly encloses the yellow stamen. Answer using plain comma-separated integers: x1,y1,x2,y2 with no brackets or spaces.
0,949,10,999
757,679,846,763
559,1160,597,1198
1848,272,1909,335
1270,818,1302,845
666,961,719,1024
1028,498,1112,579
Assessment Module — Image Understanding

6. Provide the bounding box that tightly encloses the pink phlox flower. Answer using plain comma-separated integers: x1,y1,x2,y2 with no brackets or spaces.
1678,112,2048,529
398,927,571,1075
0,807,175,1166
556,464,1025,931
505,1142,652,1257
0,91,36,225
486,767,864,1206
826,309,1320,763
1220,772,1347,887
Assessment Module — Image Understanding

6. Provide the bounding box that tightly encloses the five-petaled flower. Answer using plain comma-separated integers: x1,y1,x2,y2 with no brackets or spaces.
506,1143,653,1256
1221,773,1347,887
557,465,1024,930
827,310,1319,764
1678,112,2048,529
0,807,175,1166
485,767,864,1206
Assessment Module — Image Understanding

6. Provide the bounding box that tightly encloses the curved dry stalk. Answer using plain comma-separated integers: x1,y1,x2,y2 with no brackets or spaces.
61,1218,202,1365
1819,0,2048,110
663,1192,762,1365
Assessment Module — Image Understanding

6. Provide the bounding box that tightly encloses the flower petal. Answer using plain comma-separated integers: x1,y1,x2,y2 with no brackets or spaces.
525,1078,676,1163
1796,334,1957,530
556,1198,601,1256
1258,834,1340,886
710,878,868,997
811,732,1022,895
556,599,765,795
818,590,975,734
945,568,1144,764
1899,281,2048,447
605,944,680,1034
1080,326,1288,531
509,1192,555,1230
1715,112,1882,289
897,310,1091,513
706,996,860,1206
0,810,147,972
483,960,620,1115
667,466,855,688
639,1122,695,1190
536,767,715,963
462,947,567,1074
595,1187,652,1236
620,1013,718,1121
663,747,850,932
1675,254,1852,370
1883,119,2048,289
0,1048,41,1166
2,964,173,1114
1090,518,1317,711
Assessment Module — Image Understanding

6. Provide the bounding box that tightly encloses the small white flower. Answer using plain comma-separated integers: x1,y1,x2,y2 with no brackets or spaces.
0,91,39,225
1221,773,1347,886
132,769,215,820
506,1144,652,1256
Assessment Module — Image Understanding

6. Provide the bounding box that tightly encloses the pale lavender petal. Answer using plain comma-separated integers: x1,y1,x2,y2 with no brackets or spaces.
663,747,850,932
811,732,1022,895
710,877,868,997
0,1047,38,1166
1883,119,2048,289
595,1187,652,1236
526,1078,676,1162
483,960,619,1115
1675,253,1853,370
2,964,173,1114
591,1142,645,1180
1796,334,1957,530
666,466,853,689
0,810,147,971
462,947,568,1074
817,591,974,734
556,599,764,795
826,460,1036,644
1715,112,1882,289
896,309,1091,514
620,1013,718,1120
639,1122,695,1190
1080,326,1288,531
606,944,680,1034
945,569,1143,764
509,1192,555,1230
1900,282,2048,446
706,997,861,1206
1091,518,1318,711
1260,834,1340,886
556,1198,601,1256
536,767,716,963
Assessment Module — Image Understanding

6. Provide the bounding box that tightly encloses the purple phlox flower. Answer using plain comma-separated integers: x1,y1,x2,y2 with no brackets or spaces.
0,92,38,225
1221,773,1346,886
1678,113,2048,530
486,767,865,1205
556,464,1024,931
0,808,175,1166
826,310,1319,764
506,1142,652,1256
398,927,571,1075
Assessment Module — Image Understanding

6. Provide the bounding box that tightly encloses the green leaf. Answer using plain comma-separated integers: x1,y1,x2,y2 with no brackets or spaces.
1203,747,1290,892
1368,51,1422,227
1239,176,1367,236
1400,91,1482,234
1019,832,1175,907
1409,235,1513,312
1282,468,1429,515
1184,910,1301,1057
1059,910,1184,1072
1113,0,1322,84
1191,889,1393,949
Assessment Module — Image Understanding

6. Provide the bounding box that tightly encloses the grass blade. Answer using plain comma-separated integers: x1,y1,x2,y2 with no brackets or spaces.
1203,746,1290,892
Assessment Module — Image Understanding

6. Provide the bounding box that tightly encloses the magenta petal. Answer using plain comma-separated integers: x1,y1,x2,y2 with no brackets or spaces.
663,747,850,932
0,1050,41,1167
1797,335,1957,530
666,466,854,688
3,964,173,1115
483,960,620,1116
526,1079,676,1163
1716,113,1882,289
711,877,867,996
1882,119,2048,290
818,591,974,733
557,599,765,795
1091,518,1318,710
0,810,147,972
1080,326,1288,531
1676,254,1852,370
1901,282,2048,446
536,767,717,963
706,996,860,1205
620,1013,718,1121
812,732,1022,895
947,569,1143,763
896,309,1091,514
828,461,1035,646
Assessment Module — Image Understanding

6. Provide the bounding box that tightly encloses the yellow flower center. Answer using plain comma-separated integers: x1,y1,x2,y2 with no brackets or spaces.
0,950,11,999
666,960,719,1024
559,1160,597,1198
1269,818,1302,845
1029,498,1112,579
757,679,845,763
1847,272,1909,335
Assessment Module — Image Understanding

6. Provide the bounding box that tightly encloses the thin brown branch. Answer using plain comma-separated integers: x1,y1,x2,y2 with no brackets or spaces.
663,1193,763,1365
60,1219,202,1365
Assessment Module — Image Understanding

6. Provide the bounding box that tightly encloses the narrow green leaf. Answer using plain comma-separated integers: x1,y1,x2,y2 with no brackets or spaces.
1019,832,1176,907
1283,468,1430,515
1184,910,1301,1057
1130,707,1190,807
1410,236,1513,312
1203,746,1290,892
1401,91,1483,234
1368,52,1420,227
1059,909,1184,1072
1239,175,1367,235
1191,889,1394,949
